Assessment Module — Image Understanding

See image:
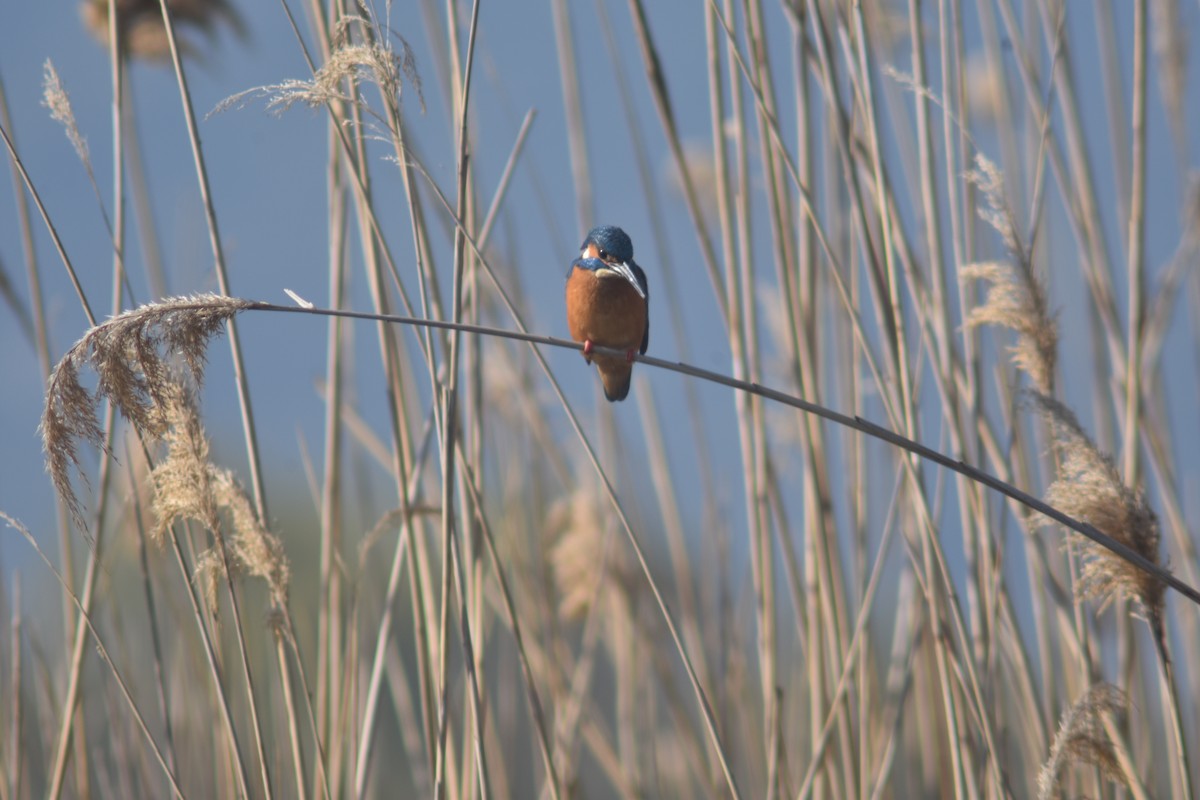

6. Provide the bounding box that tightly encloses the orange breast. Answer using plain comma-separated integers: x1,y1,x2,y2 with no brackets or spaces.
566,267,648,351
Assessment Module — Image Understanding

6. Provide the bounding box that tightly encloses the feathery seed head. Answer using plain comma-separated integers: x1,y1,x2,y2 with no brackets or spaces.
1034,394,1165,622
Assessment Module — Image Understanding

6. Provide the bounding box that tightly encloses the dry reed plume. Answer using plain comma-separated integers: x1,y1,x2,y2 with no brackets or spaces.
962,154,1058,394
961,147,1166,627
80,0,244,60
40,293,251,529
1037,683,1128,800
549,487,634,624
41,62,90,173
151,385,289,611
1035,394,1166,625
212,13,421,119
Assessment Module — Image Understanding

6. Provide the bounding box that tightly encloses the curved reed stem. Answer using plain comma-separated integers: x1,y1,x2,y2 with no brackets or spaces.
241,297,1197,609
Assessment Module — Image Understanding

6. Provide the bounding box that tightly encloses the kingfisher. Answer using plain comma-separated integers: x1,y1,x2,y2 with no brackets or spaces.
565,225,650,402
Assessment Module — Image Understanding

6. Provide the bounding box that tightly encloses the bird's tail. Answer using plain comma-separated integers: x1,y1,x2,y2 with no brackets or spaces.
598,359,634,402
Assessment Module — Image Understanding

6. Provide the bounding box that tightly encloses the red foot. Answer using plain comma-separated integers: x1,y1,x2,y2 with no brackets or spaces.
625,349,636,364
583,339,595,356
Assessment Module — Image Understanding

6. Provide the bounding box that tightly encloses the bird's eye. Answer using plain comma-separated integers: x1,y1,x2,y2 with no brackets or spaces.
597,248,609,260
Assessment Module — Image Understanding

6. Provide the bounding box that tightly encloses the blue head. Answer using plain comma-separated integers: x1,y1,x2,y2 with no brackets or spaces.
570,225,647,299
583,225,634,264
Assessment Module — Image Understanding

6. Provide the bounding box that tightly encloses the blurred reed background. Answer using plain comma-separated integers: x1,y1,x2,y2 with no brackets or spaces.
1,0,1199,797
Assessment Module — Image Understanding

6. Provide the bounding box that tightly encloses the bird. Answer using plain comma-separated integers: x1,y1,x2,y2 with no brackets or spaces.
565,225,650,402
